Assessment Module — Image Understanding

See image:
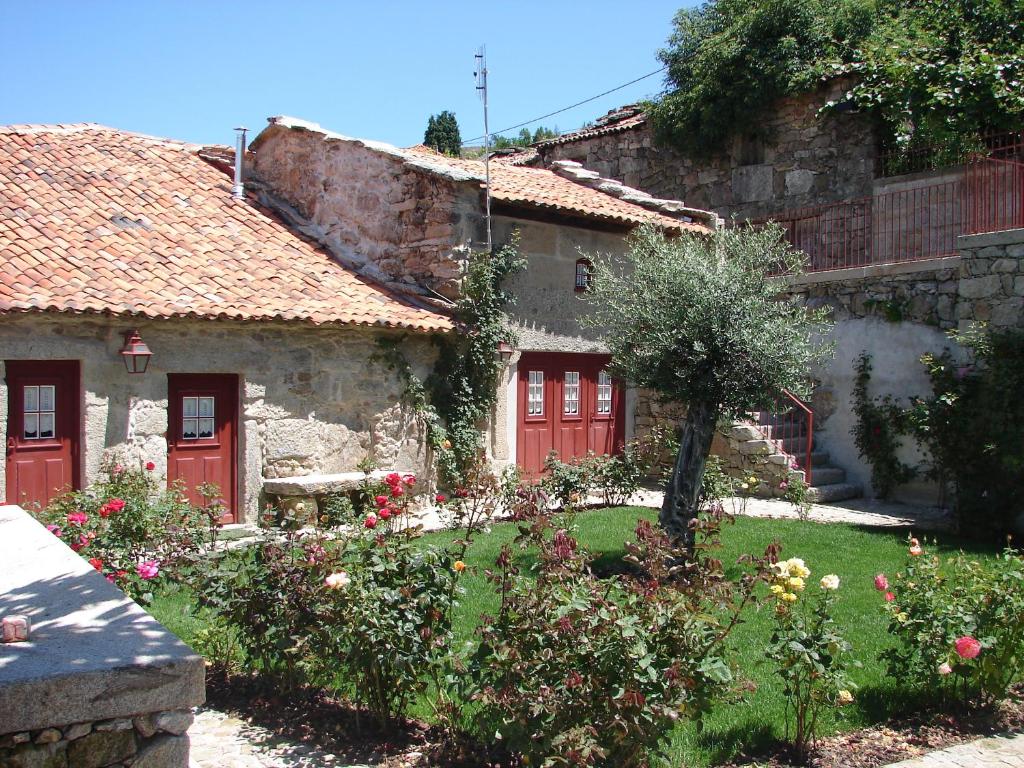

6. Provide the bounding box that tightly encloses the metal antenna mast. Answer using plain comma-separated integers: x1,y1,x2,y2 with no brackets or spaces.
474,46,492,251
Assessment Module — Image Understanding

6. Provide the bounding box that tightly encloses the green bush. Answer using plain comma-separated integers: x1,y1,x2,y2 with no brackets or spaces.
766,557,856,760
36,458,220,603
878,537,1024,707
466,511,771,766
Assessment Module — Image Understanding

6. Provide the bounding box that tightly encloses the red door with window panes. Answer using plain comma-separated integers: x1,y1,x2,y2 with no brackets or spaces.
167,374,238,523
4,360,81,509
516,353,625,476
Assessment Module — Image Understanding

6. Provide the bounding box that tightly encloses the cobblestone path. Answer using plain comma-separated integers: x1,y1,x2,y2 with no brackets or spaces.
883,732,1024,767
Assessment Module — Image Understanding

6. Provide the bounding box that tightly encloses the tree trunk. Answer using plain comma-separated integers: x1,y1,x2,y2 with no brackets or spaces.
660,399,719,549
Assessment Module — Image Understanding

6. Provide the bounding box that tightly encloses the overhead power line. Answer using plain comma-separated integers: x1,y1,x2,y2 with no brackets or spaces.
461,64,668,145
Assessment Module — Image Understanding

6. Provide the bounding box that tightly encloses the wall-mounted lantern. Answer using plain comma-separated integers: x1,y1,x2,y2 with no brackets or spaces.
119,330,152,374
497,340,514,364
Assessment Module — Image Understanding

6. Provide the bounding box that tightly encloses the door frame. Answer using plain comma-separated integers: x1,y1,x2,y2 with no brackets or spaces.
166,373,239,523
4,359,82,506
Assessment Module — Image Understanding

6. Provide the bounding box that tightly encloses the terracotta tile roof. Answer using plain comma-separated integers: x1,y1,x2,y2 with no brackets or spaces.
0,124,452,332
534,105,648,147
489,147,541,167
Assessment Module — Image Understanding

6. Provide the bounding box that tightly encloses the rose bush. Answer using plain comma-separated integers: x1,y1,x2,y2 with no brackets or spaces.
465,507,773,767
880,537,1024,706
35,457,221,603
766,556,856,761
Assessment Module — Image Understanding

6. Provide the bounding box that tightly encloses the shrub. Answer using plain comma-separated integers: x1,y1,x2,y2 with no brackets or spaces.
466,510,771,766
197,470,485,725
879,537,1024,707
36,457,220,603
766,557,856,761
851,352,916,499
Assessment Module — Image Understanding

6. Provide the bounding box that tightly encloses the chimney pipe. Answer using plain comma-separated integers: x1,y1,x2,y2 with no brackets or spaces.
232,126,247,199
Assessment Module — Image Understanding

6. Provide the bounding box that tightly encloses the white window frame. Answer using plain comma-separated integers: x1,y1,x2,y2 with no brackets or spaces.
527,370,545,416
563,371,580,416
182,395,216,440
22,385,56,440
596,371,613,415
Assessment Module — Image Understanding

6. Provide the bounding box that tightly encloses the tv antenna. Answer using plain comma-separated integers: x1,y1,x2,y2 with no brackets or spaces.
474,46,492,251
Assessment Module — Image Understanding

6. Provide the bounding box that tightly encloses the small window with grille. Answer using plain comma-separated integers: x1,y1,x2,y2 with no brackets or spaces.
527,371,544,416
23,385,56,440
596,370,612,415
575,258,593,292
563,371,580,415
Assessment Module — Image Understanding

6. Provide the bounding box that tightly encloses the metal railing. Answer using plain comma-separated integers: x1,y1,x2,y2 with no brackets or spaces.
878,129,1024,177
757,390,814,486
763,155,1024,273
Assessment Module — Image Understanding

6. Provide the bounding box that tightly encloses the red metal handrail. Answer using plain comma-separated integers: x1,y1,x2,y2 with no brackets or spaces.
757,389,814,487
966,156,1024,235
878,128,1024,177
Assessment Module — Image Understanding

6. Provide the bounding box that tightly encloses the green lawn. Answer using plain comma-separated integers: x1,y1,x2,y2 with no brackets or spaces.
150,507,1001,767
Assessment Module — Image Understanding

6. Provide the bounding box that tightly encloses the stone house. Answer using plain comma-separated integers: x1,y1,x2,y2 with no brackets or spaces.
1,119,717,521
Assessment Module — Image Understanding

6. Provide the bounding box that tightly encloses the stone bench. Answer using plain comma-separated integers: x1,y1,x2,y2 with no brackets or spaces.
0,505,205,767
262,470,413,525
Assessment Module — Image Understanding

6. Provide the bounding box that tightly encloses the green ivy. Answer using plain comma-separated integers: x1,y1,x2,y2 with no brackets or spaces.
851,352,916,499
374,235,525,487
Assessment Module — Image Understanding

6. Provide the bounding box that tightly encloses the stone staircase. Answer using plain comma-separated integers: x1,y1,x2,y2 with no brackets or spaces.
753,410,862,504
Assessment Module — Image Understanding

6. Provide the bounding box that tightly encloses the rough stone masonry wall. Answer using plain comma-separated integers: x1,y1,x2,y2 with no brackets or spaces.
0,709,194,768
0,314,437,523
537,78,875,221
955,228,1024,331
249,123,482,299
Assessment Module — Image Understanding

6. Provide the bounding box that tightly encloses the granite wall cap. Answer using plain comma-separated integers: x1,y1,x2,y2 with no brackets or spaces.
0,505,205,734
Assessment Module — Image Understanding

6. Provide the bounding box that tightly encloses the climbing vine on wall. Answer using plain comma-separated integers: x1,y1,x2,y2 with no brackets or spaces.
851,352,916,499
374,234,525,487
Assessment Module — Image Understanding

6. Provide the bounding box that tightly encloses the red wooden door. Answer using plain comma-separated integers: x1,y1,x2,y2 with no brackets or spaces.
167,374,238,523
516,353,626,476
4,360,81,509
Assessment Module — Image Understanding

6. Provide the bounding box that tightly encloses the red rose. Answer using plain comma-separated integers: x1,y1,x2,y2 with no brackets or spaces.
107,498,125,512
375,495,389,507
145,461,155,471
390,486,404,498
379,509,391,520
364,514,378,529
98,504,111,519
385,472,401,486
885,591,896,602
435,494,447,503
88,557,103,571
455,487,469,498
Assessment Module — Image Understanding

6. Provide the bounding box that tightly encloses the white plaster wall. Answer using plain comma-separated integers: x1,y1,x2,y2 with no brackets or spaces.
0,314,437,522
813,317,960,504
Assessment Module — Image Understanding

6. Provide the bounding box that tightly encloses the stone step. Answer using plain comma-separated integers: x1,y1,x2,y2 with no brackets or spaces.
807,482,863,504
781,435,815,455
806,466,846,486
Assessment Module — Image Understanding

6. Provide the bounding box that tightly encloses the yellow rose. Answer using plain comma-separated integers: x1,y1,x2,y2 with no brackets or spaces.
748,476,758,484
788,576,805,591
820,574,840,591
770,584,785,595
837,690,854,705
897,612,909,623
782,592,798,602
453,560,466,573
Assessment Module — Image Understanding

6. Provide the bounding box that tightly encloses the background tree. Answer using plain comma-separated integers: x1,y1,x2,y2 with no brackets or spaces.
649,0,873,156
582,224,831,546
424,111,462,156
491,125,560,150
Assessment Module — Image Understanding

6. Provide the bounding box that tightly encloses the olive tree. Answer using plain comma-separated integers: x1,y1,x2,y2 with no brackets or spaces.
581,223,831,546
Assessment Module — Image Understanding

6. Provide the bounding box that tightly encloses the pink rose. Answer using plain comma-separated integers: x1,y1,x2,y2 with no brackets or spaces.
874,573,889,592
375,495,389,507
379,508,391,520
364,513,378,529
938,662,952,676
955,636,981,660
137,560,160,580
385,472,401,486
67,512,88,526
113,464,125,474
390,485,404,498
435,493,447,503
45,524,62,537
402,474,416,487
885,591,896,602
909,544,923,556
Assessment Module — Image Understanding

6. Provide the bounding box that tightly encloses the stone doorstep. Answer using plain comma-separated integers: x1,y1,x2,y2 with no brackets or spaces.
262,469,413,497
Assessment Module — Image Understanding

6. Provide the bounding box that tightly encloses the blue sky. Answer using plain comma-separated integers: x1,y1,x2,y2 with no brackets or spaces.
3,1,693,148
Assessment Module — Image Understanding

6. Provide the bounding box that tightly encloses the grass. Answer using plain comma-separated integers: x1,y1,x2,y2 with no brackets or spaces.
149,507,1003,767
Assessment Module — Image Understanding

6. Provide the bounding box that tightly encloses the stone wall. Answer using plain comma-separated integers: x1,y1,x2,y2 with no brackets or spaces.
537,78,876,221
249,119,482,300
0,315,437,523
783,228,1024,501
712,423,801,498
0,504,205,768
